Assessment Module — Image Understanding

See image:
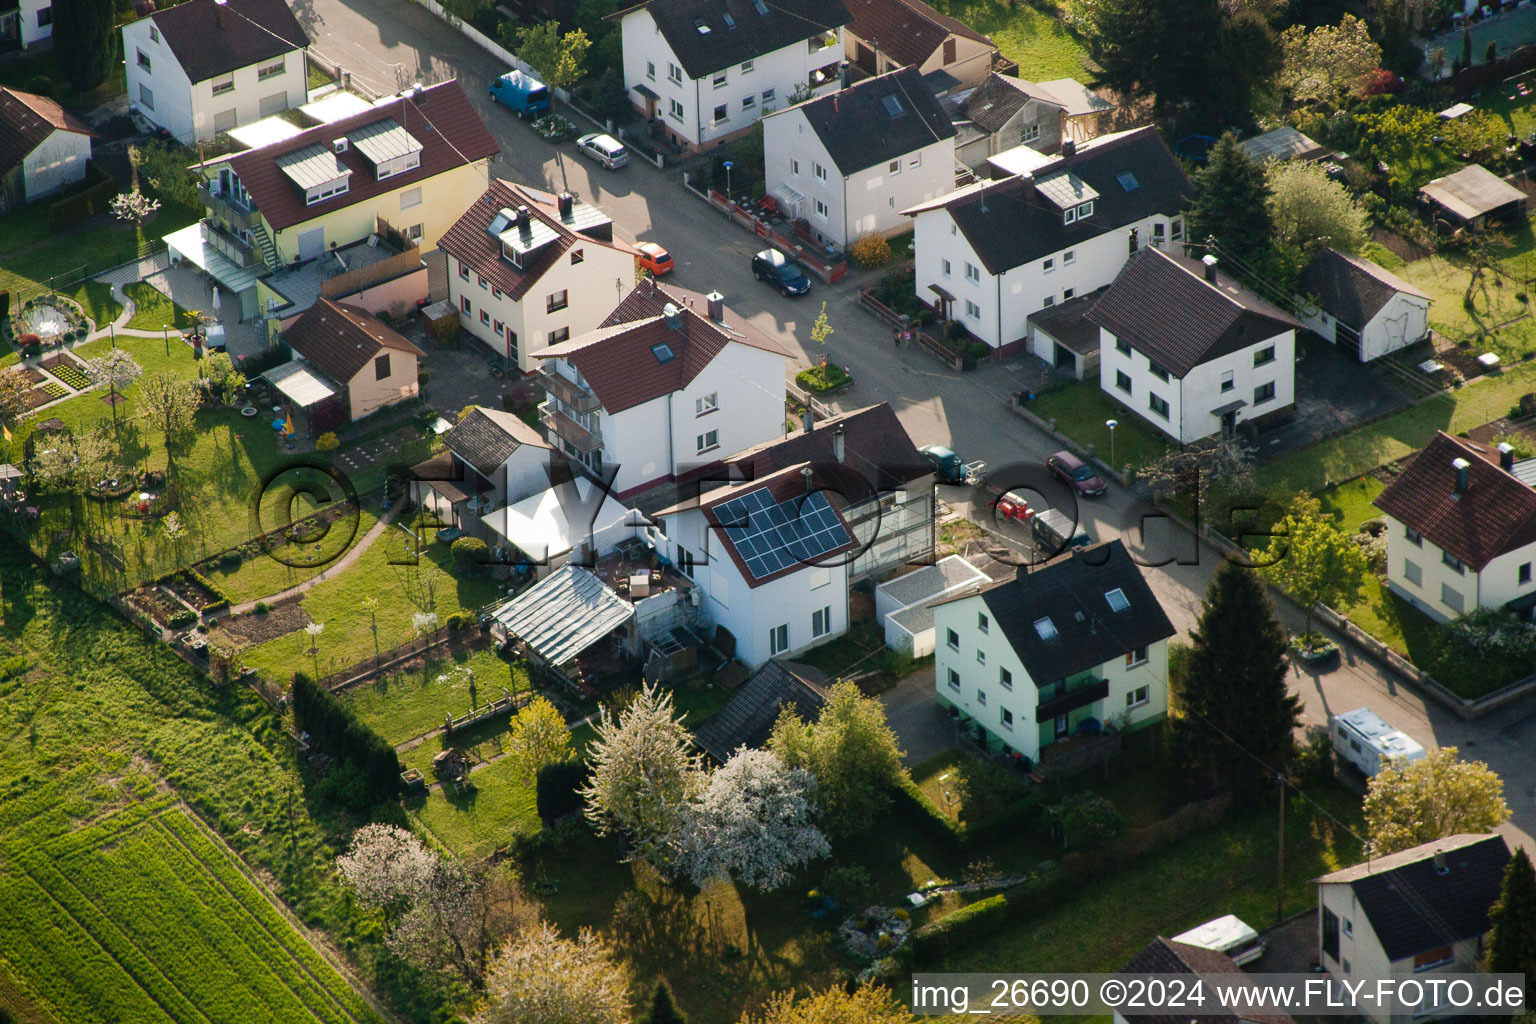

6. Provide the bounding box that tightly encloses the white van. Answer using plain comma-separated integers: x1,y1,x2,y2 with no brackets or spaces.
1330,707,1427,778
1172,915,1266,965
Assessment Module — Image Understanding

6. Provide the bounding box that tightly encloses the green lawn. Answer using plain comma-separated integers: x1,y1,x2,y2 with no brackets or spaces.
926,0,1093,79
342,647,531,746
122,281,202,332
1318,474,1385,531
1393,239,1536,358
1027,381,1171,474
0,203,198,305
65,280,125,328
409,755,541,861
0,203,60,258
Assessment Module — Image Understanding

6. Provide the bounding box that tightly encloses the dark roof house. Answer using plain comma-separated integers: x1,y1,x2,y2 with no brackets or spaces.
786,66,955,176
845,0,992,70
1088,248,1300,378
959,74,1064,134
1296,247,1429,332
283,297,425,382
1118,938,1295,1024
692,660,829,761
445,407,550,476
1316,833,1510,962
149,0,309,83
0,87,95,180
940,539,1176,685
612,0,851,79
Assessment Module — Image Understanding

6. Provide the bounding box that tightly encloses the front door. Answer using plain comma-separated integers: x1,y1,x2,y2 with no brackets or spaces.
1053,714,1068,738
1221,410,1237,438
296,226,325,262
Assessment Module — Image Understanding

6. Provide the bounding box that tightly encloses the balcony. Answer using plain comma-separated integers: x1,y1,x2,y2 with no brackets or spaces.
202,221,261,269
539,403,603,454
1034,677,1109,722
536,366,602,415
808,61,842,96
197,183,260,231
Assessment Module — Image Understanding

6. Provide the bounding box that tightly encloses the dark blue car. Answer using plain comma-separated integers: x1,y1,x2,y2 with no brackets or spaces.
751,248,811,296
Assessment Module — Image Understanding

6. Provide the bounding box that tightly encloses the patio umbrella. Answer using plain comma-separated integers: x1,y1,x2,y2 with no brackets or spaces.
211,287,221,313
271,418,286,432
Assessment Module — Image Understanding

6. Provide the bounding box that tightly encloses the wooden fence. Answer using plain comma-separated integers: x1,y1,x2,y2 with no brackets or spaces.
858,288,963,370
321,245,423,299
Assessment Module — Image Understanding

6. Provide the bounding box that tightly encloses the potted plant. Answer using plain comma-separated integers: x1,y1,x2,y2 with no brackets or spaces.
1290,631,1339,662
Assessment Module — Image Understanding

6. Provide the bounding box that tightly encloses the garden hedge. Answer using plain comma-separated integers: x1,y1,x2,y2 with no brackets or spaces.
892,775,1046,851
290,672,400,806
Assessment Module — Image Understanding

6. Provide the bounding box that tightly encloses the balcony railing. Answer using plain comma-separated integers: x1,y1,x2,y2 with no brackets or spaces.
197,182,260,230
536,366,602,415
1035,677,1109,723
539,403,603,454
202,220,260,269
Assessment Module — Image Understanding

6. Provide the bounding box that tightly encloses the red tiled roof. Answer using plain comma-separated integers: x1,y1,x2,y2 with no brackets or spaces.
846,0,991,69
535,280,787,414
282,297,425,384
695,463,859,589
0,88,94,175
227,80,497,231
602,278,790,357
1373,431,1536,571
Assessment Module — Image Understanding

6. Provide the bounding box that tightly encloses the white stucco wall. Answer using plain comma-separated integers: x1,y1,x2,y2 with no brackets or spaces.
1382,513,1536,621
21,128,90,201
621,7,843,148
1298,291,1431,362
124,17,196,144
21,0,52,46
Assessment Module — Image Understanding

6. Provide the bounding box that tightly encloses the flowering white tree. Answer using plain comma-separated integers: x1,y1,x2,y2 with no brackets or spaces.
109,188,161,229
673,747,829,892
580,682,701,864
474,922,629,1024
336,823,436,919
85,349,143,428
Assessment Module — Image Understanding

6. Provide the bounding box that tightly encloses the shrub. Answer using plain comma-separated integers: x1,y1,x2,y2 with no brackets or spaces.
535,759,589,823
450,536,488,571
1048,792,1123,851
169,610,198,628
1494,433,1536,459
315,432,339,452
445,611,474,632
219,549,243,570
794,363,849,393
253,601,269,614
17,334,39,349
850,233,892,267
821,864,874,909
1516,394,1536,419
0,655,30,680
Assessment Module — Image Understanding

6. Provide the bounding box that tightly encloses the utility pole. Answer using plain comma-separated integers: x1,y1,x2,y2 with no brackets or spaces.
1276,773,1286,924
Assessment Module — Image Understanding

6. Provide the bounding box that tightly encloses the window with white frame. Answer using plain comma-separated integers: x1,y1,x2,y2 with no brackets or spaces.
712,70,727,88
814,199,829,219
1063,250,1075,265
947,667,960,690
1125,645,1148,667
999,666,1012,689
946,628,959,651
742,94,755,109
889,159,901,175
669,98,684,121
741,59,754,72
769,624,789,655
137,48,152,70
1254,381,1276,405
212,74,235,96
813,162,827,182
975,649,986,665
479,310,489,325
1125,685,1150,709
460,296,471,314
762,87,775,104
964,262,979,282
908,152,922,168
696,393,717,416
1254,345,1276,366
790,158,801,176
1220,369,1234,393
1116,338,1131,355
149,24,158,41
976,689,987,707
1043,257,1055,272
1442,551,1466,574
697,429,719,453
668,62,682,83
941,259,951,277
713,104,728,124
458,263,470,281
1115,370,1132,394
1149,393,1169,419
1062,287,1074,300
647,60,656,80
977,613,988,633
257,59,285,80
1042,295,1054,307
1405,525,1423,546
964,300,981,319
1000,707,1013,730
811,606,831,637
1021,123,1039,143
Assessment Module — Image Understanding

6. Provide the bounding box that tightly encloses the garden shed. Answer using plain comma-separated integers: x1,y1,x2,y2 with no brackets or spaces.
488,564,636,684
1418,164,1527,227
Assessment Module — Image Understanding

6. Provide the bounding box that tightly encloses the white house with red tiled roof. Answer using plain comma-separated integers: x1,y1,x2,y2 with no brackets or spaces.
438,179,639,373
1374,431,1536,622
0,87,94,210
532,279,790,498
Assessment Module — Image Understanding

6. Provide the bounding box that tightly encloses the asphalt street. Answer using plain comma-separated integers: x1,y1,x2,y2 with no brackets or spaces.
294,0,1536,851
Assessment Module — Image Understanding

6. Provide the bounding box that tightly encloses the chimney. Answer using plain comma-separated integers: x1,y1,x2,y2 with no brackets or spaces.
706,290,725,322
801,466,814,493
1060,139,1075,157
1433,849,1448,874
214,0,228,27
833,424,845,464
1016,173,1034,199
801,405,814,433
1452,457,1471,498
839,61,850,89
1499,441,1515,472
1202,253,1218,284
515,204,531,227
663,302,682,330
557,192,574,218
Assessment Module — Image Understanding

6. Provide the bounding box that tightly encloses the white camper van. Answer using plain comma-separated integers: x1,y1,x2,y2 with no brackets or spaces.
1171,915,1266,965
1330,707,1427,778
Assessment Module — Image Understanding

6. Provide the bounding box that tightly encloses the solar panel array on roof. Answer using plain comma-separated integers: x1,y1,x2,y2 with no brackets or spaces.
715,488,851,580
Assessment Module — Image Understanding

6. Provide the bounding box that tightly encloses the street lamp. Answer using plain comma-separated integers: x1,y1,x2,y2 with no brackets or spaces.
162,325,170,357
722,160,734,204
1106,419,1118,471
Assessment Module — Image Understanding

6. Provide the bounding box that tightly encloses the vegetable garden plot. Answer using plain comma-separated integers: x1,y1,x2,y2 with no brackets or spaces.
0,788,380,1024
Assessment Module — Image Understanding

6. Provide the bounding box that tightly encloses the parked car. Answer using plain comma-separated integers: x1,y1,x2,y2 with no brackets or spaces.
488,69,550,119
576,132,630,169
751,248,811,296
635,241,674,277
1046,450,1107,497
1032,507,1090,552
919,445,966,484
991,490,1034,522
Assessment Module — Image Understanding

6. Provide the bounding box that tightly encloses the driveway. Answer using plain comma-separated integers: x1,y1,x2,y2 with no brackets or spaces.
880,665,954,768
1250,342,1415,463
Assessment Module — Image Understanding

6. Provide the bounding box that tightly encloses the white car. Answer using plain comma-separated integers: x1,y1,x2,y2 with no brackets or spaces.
576,133,629,169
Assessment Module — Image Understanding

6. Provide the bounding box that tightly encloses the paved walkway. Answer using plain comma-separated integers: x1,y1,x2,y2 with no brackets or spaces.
226,493,409,615
879,665,954,768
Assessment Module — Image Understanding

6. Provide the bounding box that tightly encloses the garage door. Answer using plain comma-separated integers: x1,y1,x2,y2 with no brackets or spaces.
213,108,237,134
297,226,325,261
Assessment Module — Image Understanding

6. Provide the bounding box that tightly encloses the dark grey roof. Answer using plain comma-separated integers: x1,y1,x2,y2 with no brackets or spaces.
1316,834,1510,962
152,0,308,84
787,67,954,177
1296,247,1430,331
952,540,1175,686
1027,285,1108,356
1120,939,1295,1024
444,407,548,477
1087,248,1301,378
917,127,1191,275
960,73,1063,134
616,0,851,80
692,661,828,762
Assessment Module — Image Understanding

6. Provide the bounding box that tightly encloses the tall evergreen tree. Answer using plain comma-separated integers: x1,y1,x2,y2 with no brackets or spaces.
1189,133,1275,269
643,982,688,1024
1173,561,1300,803
1489,848,1536,991
53,0,115,92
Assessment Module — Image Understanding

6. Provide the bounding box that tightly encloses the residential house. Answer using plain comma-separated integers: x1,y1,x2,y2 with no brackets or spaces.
533,278,790,498
1114,937,1295,1024
953,73,1065,169
412,405,554,536
651,461,858,668
0,0,54,52
0,87,94,210
1295,247,1431,362
931,539,1175,764
437,179,639,373
1419,163,1526,229
615,0,851,152
483,475,643,571
1316,833,1510,1024
168,80,497,322
692,660,829,762
123,0,309,144
1092,249,1301,444
268,297,424,432
843,0,995,90
903,126,1190,356
1372,431,1536,622
762,66,955,248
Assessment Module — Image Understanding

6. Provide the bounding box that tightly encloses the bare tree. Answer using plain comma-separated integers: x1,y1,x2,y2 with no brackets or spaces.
1137,435,1256,519
136,370,200,475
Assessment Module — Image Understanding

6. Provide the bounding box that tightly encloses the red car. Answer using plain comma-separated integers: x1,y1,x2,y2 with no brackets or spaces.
991,490,1035,522
1046,450,1107,497
635,241,674,277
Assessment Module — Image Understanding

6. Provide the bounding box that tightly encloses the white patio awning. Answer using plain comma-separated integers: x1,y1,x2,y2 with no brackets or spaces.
163,223,265,295
264,359,339,407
